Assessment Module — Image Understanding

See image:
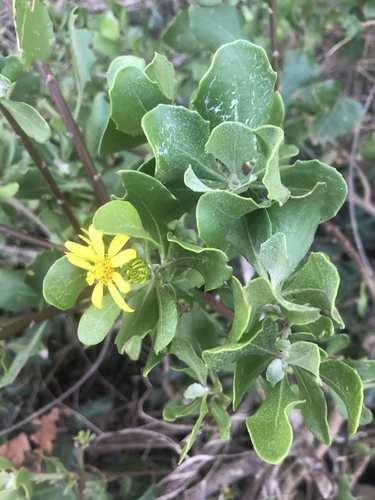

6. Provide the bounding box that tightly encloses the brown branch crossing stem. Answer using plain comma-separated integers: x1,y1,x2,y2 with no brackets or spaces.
35,62,110,206
0,223,65,252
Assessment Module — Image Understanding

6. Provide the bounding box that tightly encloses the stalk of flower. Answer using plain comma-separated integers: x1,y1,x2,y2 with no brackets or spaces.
65,225,136,312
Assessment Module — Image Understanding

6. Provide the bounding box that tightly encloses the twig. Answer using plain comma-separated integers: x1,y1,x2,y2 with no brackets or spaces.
0,333,112,438
347,83,375,295
268,0,279,90
0,103,82,234
1,197,51,237
322,221,375,304
0,223,65,252
35,62,110,206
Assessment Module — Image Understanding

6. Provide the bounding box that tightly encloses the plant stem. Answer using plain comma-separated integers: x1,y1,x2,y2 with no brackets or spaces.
0,223,65,252
323,220,375,304
35,62,110,206
0,103,82,234
268,0,279,90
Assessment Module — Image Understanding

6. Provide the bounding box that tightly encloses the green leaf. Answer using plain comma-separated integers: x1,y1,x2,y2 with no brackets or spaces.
210,398,231,440
14,467,33,499
227,209,272,277
192,40,277,130
115,282,159,357
280,50,320,109
145,53,177,100
293,366,331,445
0,99,51,143
107,55,145,88
78,294,121,346
155,284,178,353
293,316,334,338
203,318,279,371
344,359,375,383
69,8,96,105
179,396,209,463
0,322,45,389
281,159,348,220
205,122,257,174
311,97,363,143
0,268,38,312
266,359,285,386
0,182,20,198
246,378,304,464
282,252,343,326
118,170,179,252
286,341,321,380
259,233,295,289
227,276,251,343
197,191,266,249
167,235,232,291
190,4,243,52
13,0,54,69
268,91,285,127
110,66,170,136
320,360,363,435
266,182,327,268
170,338,208,386
162,9,200,54
93,200,157,244
142,104,222,184
2,55,24,83
163,398,201,422
245,277,321,326
233,355,272,410
43,256,87,310
98,116,146,157
253,125,290,204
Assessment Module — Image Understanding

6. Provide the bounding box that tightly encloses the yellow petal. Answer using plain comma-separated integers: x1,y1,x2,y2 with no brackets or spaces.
110,248,137,268
113,272,131,293
92,282,104,309
107,234,130,258
108,282,134,312
66,254,94,271
65,241,98,261
86,271,95,286
78,234,92,246
89,225,105,259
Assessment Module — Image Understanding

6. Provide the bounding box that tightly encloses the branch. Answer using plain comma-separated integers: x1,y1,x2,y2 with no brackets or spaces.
0,103,82,234
35,62,110,206
268,0,279,90
347,83,375,294
0,223,65,252
322,220,375,304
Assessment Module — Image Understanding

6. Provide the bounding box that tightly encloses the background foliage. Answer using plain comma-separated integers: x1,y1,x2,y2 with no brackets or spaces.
1,0,375,498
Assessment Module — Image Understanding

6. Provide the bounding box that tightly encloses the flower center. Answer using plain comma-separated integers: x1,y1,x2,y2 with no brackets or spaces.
93,257,114,285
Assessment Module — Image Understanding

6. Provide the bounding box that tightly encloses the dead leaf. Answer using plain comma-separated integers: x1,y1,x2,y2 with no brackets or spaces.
30,407,71,455
0,432,31,468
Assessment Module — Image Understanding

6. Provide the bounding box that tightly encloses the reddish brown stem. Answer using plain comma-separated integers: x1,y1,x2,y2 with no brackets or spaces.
35,62,110,206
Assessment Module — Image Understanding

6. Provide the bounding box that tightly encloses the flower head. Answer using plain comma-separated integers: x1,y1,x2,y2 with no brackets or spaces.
65,225,136,312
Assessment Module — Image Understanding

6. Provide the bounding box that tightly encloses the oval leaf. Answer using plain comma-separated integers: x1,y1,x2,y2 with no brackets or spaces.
246,378,304,464
78,294,121,345
43,256,87,310
192,40,277,129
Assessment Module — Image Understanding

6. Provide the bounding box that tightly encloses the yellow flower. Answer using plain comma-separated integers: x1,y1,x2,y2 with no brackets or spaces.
65,225,136,312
